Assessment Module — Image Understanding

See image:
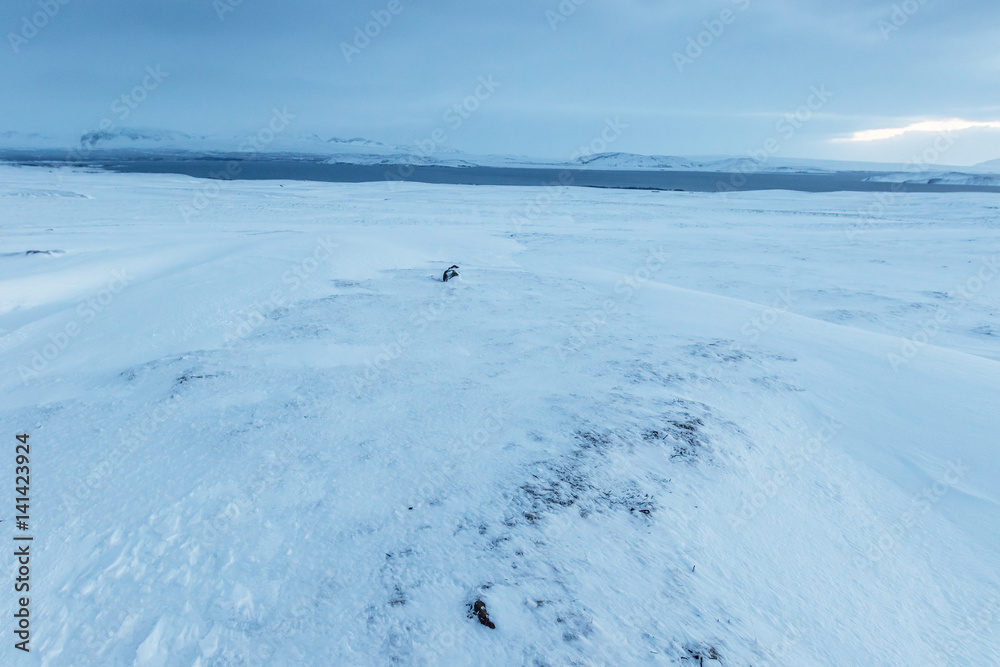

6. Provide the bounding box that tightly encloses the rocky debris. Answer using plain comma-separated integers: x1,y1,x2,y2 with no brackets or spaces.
469,600,495,629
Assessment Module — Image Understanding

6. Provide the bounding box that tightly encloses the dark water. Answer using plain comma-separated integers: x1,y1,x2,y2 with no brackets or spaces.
3,150,999,194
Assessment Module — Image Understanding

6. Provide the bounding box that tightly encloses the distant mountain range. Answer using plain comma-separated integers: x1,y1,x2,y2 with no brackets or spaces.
0,128,998,179
79,127,205,148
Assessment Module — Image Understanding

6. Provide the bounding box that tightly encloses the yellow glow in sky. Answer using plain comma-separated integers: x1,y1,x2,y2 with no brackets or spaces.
843,119,1000,142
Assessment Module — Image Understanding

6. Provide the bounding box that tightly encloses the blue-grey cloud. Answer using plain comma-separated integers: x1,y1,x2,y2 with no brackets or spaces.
2,0,999,164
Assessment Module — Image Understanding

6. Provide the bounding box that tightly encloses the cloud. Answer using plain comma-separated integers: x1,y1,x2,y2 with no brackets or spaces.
3,0,1000,162
840,119,1000,142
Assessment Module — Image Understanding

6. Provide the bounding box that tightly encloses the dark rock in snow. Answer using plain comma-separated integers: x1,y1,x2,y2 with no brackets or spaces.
469,600,495,629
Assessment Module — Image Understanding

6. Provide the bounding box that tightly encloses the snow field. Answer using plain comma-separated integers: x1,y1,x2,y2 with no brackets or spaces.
1,164,998,665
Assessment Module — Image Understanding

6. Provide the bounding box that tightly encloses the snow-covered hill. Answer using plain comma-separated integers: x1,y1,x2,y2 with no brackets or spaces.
574,152,700,170
0,131,67,149
0,127,411,159
865,171,1000,187
571,152,833,174
79,127,208,149
973,158,1000,171
1,164,999,664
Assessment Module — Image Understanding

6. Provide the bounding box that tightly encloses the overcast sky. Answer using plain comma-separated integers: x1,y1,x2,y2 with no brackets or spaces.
3,0,999,165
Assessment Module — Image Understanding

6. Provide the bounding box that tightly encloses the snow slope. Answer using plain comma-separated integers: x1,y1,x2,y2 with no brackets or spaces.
1,164,999,665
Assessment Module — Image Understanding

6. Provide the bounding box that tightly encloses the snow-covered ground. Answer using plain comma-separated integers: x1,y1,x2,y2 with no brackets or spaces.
1,164,999,666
